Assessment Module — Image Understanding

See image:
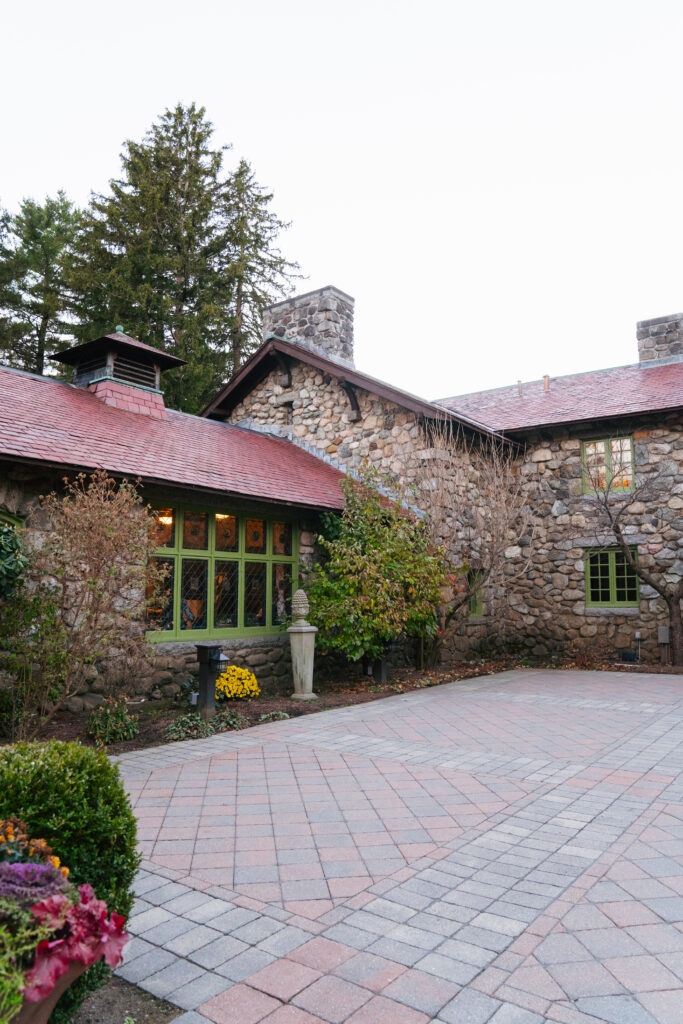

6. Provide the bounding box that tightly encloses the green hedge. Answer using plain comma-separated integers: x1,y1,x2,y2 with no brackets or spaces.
0,741,140,1020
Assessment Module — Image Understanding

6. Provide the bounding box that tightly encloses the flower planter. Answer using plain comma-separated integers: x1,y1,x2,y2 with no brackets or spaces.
13,949,98,1024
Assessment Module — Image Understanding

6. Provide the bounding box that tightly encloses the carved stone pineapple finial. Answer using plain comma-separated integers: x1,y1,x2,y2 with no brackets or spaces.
291,588,310,624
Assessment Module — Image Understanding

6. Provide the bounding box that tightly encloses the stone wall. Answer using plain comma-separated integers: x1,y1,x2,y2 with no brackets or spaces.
637,314,683,364
263,286,355,366
494,415,683,662
0,464,319,706
228,357,682,664
229,360,491,651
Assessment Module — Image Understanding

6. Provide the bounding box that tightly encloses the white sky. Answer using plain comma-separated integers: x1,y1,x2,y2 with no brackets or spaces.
3,0,683,400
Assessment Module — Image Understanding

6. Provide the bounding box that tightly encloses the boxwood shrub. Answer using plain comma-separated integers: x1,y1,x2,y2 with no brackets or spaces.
0,741,140,1020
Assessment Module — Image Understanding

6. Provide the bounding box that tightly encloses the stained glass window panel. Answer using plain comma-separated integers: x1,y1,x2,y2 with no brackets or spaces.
153,509,175,548
245,518,266,554
272,564,292,625
245,563,266,626
148,557,175,630
183,512,208,550
273,522,292,556
180,558,208,630
215,514,238,551
215,561,239,628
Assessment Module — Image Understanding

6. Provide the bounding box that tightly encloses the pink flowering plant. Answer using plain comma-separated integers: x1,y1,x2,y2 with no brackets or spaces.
0,819,128,1023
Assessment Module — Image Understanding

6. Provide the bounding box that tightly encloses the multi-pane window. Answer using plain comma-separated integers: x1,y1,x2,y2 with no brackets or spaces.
582,437,634,493
148,508,297,639
585,548,639,607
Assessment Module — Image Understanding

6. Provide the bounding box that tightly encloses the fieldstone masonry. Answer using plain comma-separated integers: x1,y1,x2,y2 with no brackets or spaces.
637,313,683,364
0,466,320,705
230,289,683,664
500,414,683,662
2,289,681,689
263,286,355,366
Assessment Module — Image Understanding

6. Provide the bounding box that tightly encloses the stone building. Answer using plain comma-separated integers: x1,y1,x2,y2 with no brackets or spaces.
0,286,682,700
206,287,683,664
0,330,347,703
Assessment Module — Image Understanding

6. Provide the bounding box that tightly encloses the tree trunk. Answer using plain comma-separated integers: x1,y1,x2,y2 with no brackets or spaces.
669,596,683,666
233,275,244,369
36,312,49,375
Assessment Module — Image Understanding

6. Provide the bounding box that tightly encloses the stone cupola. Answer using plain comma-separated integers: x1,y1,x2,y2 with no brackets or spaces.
51,332,186,419
263,286,355,367
637,314,683,365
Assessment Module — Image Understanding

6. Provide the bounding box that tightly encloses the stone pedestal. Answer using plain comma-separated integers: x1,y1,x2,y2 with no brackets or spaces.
288,589,318,701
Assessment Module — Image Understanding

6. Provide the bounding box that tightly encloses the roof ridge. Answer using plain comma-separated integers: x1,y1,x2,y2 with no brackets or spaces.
437,360,646,403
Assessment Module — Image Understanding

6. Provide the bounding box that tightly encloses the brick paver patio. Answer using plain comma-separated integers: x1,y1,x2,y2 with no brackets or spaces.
114,669,683,1023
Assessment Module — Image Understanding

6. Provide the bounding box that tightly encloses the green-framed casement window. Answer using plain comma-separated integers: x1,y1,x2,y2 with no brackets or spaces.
148,507,298,640
585,547,639,607
582,437,634,494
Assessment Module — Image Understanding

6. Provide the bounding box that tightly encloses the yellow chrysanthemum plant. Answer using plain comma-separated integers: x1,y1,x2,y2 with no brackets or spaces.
215,665,260,701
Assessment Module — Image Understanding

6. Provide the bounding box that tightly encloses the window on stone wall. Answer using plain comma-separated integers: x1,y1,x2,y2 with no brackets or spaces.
582,437,634,493
585,548,639,607
148,507,298,639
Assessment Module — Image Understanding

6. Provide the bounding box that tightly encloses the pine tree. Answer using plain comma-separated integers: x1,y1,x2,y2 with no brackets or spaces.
70,104,299,413
0,192,80,375
224,160,302,369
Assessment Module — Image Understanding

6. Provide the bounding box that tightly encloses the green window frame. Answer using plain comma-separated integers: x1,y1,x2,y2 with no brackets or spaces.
585,547,639,607
582,436,634,494
148,506,298,641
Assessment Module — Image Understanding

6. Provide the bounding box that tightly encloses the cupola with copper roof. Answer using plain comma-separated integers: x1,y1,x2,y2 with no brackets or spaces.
52,331,186,419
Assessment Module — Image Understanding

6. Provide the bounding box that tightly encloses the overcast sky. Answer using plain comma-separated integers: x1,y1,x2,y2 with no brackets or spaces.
3,0,683,400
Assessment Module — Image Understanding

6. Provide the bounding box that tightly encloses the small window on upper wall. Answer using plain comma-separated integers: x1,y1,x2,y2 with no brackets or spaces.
273,522,292,556
152,509,175,548
183,511,208,550
215,514,238,552
582,437,634,494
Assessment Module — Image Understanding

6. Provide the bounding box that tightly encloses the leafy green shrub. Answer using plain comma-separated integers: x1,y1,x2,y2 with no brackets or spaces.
0,524,27,602
164,708,247,742
259,711,290,722
0,742,140,1022
309,467,447,663
88,697,139,746
165,711,214,741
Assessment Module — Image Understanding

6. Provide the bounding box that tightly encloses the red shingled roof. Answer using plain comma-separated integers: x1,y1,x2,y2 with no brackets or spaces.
0,367,345,509
438,361,683,432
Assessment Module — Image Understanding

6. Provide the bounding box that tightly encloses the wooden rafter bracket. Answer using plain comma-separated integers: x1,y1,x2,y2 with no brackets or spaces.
342,382,361,422
273,352,292,389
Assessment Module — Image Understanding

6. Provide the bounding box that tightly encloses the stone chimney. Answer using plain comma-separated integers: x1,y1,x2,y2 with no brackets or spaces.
636,314,683,365
263,286,355,367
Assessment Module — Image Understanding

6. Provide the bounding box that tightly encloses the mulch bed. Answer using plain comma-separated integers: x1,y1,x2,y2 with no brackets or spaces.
18,654,678,757
31,659,516,755
72,975,179,1024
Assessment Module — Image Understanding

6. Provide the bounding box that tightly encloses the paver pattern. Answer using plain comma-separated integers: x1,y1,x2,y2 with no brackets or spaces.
114,669,683,1023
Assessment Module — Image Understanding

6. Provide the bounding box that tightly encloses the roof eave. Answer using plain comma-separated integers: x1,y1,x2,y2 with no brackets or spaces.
501,402,683,436
0,453,344,512
202,337,499,437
